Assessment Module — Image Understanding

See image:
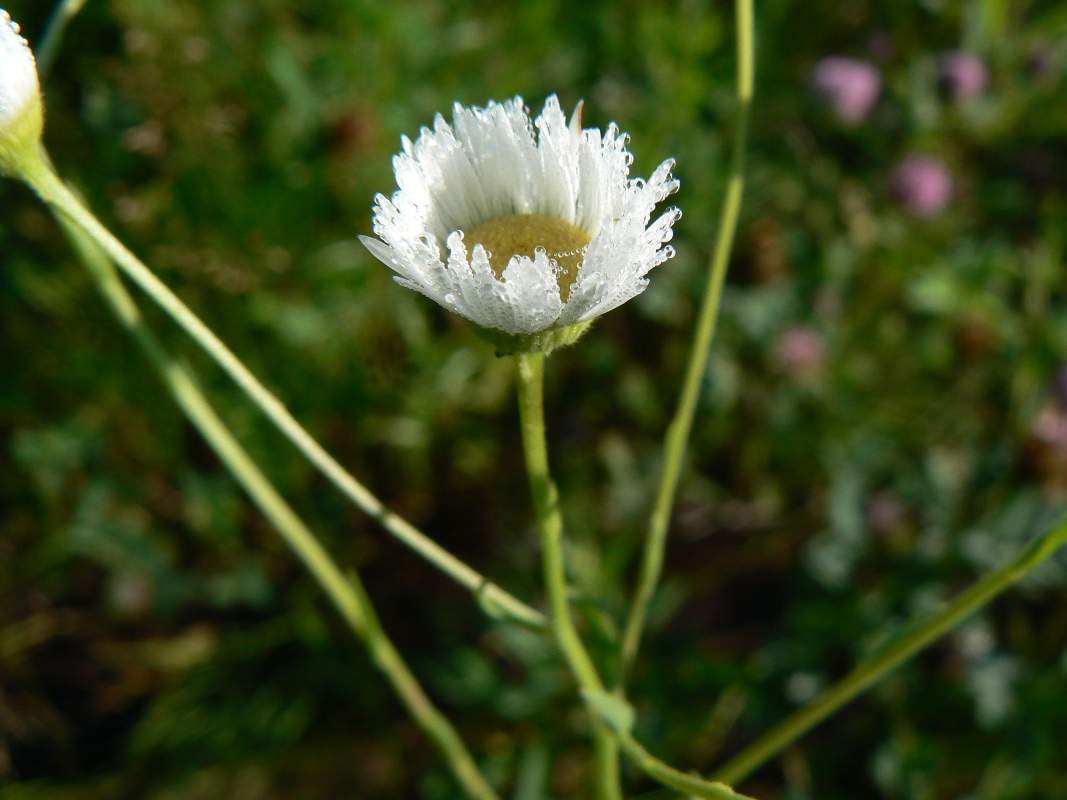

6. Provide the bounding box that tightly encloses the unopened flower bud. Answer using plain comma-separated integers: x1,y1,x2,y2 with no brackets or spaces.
0,9,44,176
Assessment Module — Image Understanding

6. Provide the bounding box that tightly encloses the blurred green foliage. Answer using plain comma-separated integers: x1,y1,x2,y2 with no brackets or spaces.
2,0,1067,797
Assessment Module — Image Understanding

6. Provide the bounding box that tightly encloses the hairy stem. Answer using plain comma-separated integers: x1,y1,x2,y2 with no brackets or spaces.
620,0,756,684
57,209,500,800
515,352,621,800
21,155,545,632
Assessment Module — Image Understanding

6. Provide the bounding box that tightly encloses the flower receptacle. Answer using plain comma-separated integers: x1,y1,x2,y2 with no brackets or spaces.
0,10,44,179
479,319,595,357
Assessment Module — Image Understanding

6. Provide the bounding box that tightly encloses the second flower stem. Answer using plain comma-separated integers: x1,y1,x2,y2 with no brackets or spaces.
619,0,755,684
58,211,499,800
711,513,1067,785
36,0,92,78
21,155,545,633
515,352,621,800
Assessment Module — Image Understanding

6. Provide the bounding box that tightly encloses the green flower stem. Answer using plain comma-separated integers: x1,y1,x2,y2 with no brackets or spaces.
712,514,1067,785
21,155,546,633
36,0,92,78
58,210,500,800
619,0,755,683
615,732,755,800
515,352,621,800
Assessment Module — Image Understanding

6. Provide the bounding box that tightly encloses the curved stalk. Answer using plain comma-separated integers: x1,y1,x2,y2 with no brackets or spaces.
620,0,756,684
58,212,500,800
36,0,92,79
712,514,1067,784
615,732,756,800
20,154,545,632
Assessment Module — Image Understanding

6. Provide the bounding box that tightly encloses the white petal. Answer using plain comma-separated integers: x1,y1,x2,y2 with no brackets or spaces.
533,94,580,224
0,11,39,128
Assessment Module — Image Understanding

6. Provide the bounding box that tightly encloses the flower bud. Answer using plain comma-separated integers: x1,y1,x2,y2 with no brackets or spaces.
0,9,44,176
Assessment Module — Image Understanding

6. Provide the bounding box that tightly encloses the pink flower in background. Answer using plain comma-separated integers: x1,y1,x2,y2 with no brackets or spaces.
1054,363,1067,410
1033,406,1067,450
868,491,905,534
891,156,952,218
812,57,882,123
1027,46,1058,80
774,326,826,376
866,32,896,63
938,51,988,101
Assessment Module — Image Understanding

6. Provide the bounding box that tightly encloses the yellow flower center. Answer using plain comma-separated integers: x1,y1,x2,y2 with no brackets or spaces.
467,213,592,301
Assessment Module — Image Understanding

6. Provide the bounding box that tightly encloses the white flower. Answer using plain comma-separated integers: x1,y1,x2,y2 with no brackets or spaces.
0,9,43,175
360,95,680,351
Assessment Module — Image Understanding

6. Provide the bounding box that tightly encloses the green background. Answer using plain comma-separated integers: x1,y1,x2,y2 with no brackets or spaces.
2,0,1067,797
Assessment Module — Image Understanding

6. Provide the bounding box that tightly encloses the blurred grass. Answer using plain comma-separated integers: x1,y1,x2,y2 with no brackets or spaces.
2,0,1067,798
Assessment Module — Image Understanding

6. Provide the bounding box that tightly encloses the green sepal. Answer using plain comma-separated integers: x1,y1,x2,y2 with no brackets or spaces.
477,319,594,357
0,99,44,179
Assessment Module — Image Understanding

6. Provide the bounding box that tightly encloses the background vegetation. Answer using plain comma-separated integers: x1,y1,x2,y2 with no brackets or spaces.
2,0,1067,797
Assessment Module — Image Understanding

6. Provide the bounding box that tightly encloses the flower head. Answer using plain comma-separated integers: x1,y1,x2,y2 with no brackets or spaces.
774,326,826,376
0,9,43,176
1052,362,1067,410
811,57,882,124
938,51,987,102
360,95,680,353
891,155,952,218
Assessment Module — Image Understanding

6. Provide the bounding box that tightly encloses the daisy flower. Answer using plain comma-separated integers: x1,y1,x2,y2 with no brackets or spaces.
0,9,43,176
360,95,680,353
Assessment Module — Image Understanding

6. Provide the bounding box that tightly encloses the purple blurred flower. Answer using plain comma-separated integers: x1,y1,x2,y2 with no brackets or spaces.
774,326,826,376
938,51,988,101
1033,406,1067,449
868,491,905,534
1027,46,1058,80
812,57,882,123
891,156,952,218
866,32,896,63
1030,403,1067,486
1053,363,1067,410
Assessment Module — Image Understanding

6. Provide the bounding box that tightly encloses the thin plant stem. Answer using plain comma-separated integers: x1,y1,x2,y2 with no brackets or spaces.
515,352,621,800
615,732,756,800
20,154,546,632
58,211,501,800
619,0,755,683
711,514,1067,785
36,0,91,78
